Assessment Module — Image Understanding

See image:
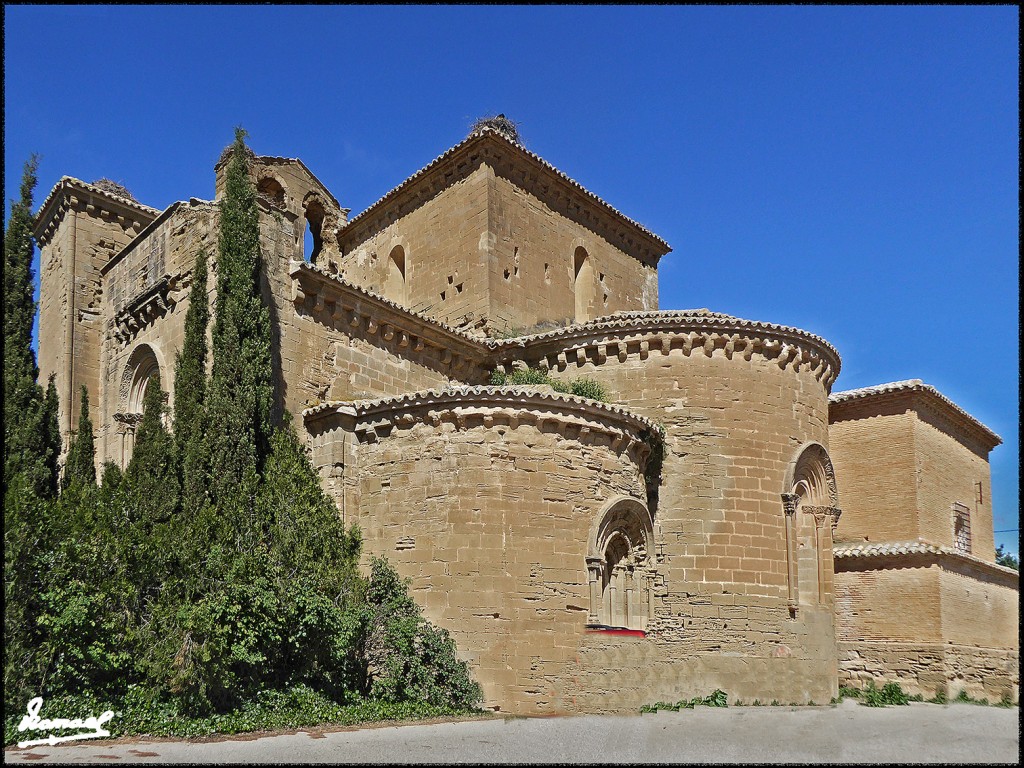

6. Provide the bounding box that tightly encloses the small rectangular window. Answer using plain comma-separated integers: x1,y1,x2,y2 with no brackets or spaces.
952,503,971,554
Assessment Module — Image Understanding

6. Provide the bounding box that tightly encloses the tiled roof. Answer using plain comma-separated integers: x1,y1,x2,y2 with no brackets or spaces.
34,176,160,223
302,384,661,434
829,379,1000,446
341,127,670,252
833,540,1019,578
488,309,840,362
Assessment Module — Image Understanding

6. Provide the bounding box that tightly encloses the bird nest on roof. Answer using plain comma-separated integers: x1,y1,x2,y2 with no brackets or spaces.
218,143,257,166
469,114,523,145
91,178,137,203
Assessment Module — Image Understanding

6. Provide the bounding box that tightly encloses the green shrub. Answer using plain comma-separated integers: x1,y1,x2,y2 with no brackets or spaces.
489,367,609,402
568,377,608,402
640,690,728,713
362,557,482,710
861,680,909,707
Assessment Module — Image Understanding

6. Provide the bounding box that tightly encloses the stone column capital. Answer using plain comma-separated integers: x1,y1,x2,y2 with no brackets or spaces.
781,493,799,516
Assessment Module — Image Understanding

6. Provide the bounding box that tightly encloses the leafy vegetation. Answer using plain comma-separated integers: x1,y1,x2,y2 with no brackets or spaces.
3,155,59,501
995,544,1018,570
489,366,609,402
640,689,728,712
3,133,482,746
860,680,910,707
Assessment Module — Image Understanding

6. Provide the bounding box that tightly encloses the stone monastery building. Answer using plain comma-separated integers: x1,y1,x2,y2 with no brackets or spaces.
34,123,1018,713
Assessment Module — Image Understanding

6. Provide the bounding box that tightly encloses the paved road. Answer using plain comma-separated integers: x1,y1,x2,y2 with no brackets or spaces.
4,701,1018,764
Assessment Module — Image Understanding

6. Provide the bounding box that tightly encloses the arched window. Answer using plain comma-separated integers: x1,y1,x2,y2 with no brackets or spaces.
257,177,286,208
304,199,326,263
574,246,595,323
586,496,656,630
116,344,162,467
384,245,407,305
782,442,840,609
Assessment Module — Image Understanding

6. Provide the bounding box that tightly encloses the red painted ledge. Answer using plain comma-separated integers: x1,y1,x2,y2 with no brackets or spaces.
584,625,646,637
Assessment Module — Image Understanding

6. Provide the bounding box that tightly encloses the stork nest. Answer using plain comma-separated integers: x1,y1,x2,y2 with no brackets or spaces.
469,114,523,145
91,178,137,203
218,143,257,166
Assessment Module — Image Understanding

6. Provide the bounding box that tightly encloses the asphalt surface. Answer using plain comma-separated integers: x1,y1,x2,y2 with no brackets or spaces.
4,700,1019,764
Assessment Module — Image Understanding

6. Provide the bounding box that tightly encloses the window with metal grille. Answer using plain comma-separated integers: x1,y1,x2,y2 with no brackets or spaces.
953,503,971,554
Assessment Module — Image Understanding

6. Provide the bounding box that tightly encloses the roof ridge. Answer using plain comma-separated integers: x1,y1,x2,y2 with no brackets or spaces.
340,128,670,250
829,379,1000,444
34,176,161,221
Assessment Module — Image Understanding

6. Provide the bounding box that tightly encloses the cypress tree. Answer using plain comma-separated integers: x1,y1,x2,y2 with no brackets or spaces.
43,375,61,498
124,374,178,527
174,249,210,514
204,128,274,530
3,155,56,498
63,386,96,490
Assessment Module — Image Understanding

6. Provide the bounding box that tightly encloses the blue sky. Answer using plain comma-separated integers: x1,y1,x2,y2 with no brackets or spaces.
4,6,1018,554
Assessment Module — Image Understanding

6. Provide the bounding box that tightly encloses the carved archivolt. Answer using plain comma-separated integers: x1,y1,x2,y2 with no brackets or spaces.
118,342,163,416
784,441,839,508
586,496,656,630
782,442,841,610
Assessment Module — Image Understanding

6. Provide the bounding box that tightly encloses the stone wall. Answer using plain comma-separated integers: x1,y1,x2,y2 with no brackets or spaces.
335,133,664,337
914,411,995,560
938,561,1018,649
492,312,843,706
283,261,491,418
835,553,1018,700
485,170,658,333
35,180,158,469
834,562,942,644
99,202,217,467
829,387,998,560
828,406,918,543
306,387,654,713
337,166,492,329
838,641,1018,702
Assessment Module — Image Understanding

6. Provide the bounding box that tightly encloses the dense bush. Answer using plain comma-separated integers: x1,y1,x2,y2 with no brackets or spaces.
3,134,482,746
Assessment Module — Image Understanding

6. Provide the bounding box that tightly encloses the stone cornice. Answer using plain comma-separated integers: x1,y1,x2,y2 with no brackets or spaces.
489,310,842,388
112,274,184,347
337,128,671,268
833,540,1019,584
33,177,160,248
829,380,1000,453
289,260,490,374
303,385,659,458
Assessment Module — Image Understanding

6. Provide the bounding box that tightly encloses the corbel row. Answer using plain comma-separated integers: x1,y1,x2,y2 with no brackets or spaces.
112,276,178,347
510,330,837,385
350,402,649,462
